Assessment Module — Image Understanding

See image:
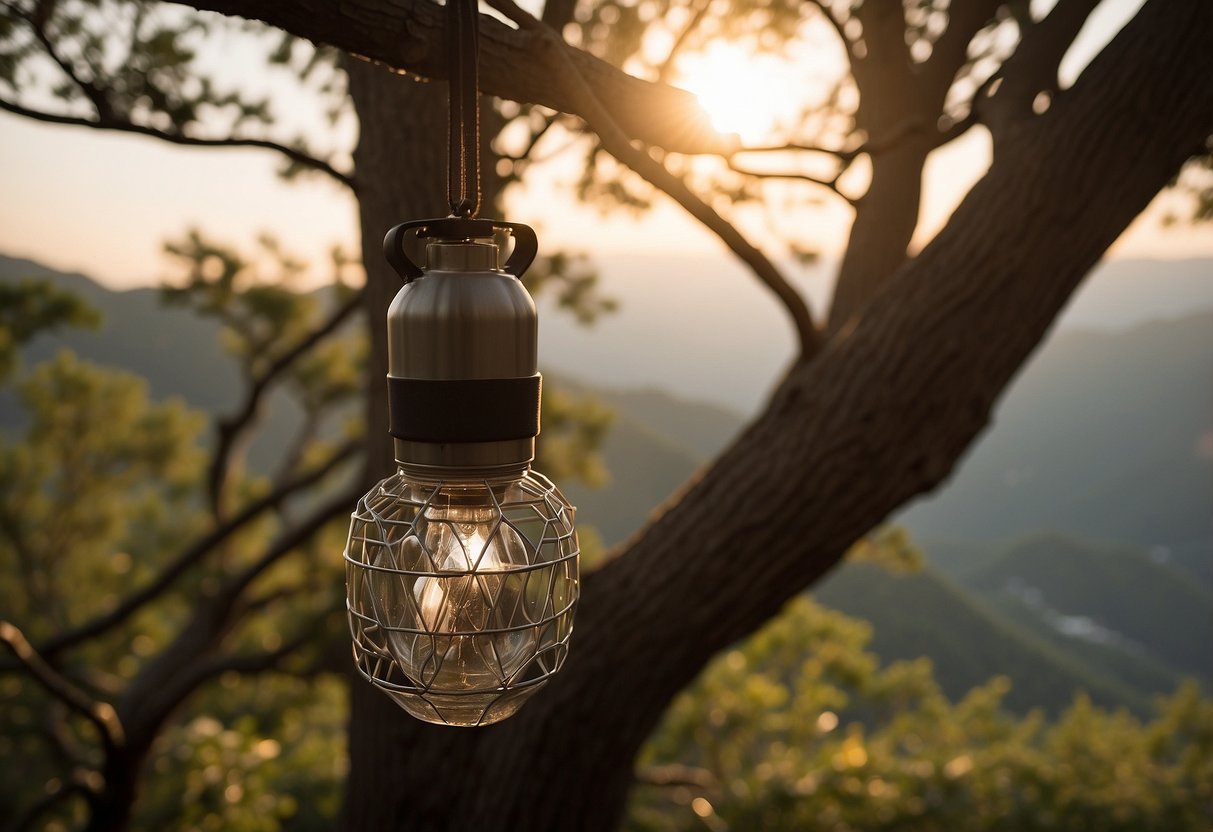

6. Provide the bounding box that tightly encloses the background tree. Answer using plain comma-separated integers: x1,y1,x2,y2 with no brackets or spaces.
0,0,1210,830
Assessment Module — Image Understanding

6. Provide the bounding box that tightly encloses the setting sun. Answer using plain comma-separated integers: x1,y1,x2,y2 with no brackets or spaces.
676,43,805,145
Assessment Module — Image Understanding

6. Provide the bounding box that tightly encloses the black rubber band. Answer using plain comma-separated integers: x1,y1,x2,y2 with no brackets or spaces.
388,375,541,443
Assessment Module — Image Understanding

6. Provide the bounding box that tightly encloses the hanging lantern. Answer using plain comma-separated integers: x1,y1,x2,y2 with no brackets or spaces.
344,0,579,727
345,218,579,727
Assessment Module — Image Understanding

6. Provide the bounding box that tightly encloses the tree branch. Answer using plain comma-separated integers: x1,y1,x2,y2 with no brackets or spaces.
923,0,1005,99
206,287,363,516
985,0,1103,140
22,437,359,662
119,484,362,732
221,484,362,604
485,0,821,357
0,622,124,752
9,0,116,121
6,779,95,832
162,0,727,156
725,159,856,206
0,96,355,189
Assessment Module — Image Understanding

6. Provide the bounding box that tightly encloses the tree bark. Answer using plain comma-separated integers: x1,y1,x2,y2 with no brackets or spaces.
826,140,930,333
332,1,1212,829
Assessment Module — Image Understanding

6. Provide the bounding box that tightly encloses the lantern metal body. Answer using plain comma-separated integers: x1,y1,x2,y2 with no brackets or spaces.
345,220,579,727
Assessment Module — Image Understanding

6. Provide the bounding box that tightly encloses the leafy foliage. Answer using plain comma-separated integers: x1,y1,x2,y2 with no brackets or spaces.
629,593,1213,832
0,278,99,380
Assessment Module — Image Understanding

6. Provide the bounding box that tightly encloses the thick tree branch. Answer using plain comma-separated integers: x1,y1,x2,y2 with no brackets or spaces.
0,622,124,752
162,0,727,155
486,0,821,357
0,96,355,189
578,0,1212,782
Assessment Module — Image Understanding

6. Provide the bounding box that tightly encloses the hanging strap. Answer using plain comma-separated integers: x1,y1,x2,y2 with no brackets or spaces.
446,0,481,218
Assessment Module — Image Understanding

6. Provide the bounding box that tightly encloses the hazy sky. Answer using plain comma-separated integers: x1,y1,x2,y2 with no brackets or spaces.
0,0,1207,292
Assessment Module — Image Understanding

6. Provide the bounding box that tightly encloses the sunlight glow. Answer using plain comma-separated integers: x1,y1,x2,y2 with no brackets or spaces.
676,43,804,145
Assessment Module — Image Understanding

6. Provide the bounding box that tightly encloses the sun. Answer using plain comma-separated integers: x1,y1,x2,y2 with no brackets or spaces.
675,43,803,145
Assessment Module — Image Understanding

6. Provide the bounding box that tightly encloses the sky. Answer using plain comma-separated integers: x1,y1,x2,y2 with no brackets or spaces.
0,0,1208,293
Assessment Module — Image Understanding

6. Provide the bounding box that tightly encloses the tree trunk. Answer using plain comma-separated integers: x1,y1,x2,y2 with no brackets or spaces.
336,2,1212,830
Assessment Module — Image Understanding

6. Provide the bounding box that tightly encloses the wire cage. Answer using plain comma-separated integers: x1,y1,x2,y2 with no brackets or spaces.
345,469,579,727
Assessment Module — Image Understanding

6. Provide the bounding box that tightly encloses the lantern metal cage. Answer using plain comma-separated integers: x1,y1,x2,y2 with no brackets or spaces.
345,468,579,727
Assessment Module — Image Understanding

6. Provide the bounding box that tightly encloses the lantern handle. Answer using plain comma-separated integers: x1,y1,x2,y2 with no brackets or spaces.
383,218,538,282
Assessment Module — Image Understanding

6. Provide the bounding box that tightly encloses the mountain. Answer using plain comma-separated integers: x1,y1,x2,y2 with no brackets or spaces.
0,253,239,413
901,312,1213,586
958,535,1212,685
813,562,1160,716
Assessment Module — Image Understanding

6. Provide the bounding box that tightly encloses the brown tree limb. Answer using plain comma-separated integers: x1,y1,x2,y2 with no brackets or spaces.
550,1,1213,824
0,622,124,751
187,616,326,683
485,0,821,357
160,0,727,155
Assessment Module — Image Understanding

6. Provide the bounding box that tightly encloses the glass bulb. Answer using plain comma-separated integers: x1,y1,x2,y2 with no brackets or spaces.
346,471,578,726
378,503,537,691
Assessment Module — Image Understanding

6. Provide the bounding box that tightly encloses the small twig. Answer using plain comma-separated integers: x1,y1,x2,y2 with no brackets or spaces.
498,110,561,163
9,0,116,120
725,160,856,206
0,622,123,751
655,0,712,84
0,97,355,190
221,484,363,602
189,613,328,684
734,117,924,162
